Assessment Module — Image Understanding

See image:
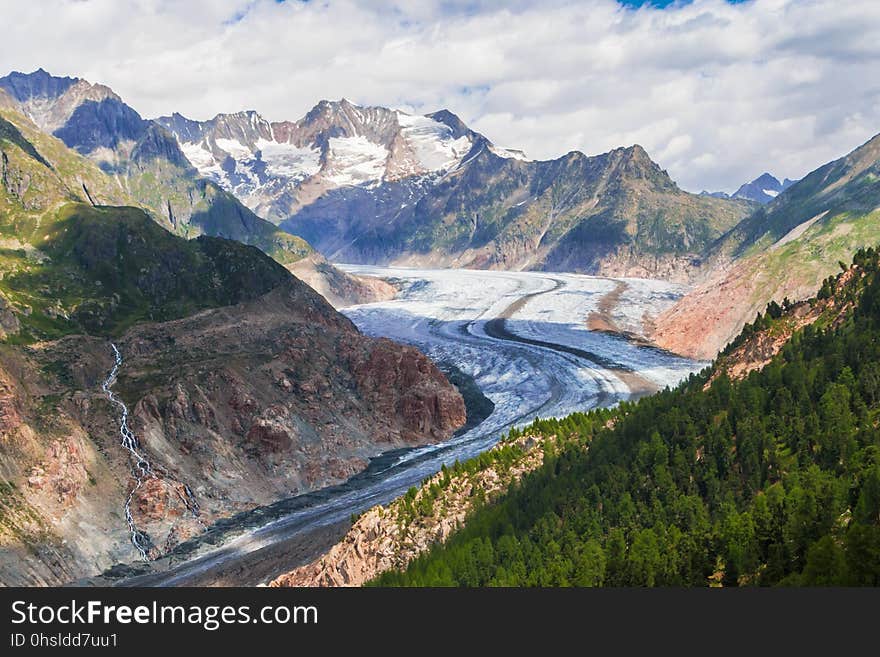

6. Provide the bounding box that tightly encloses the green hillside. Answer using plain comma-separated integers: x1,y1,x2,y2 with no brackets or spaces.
0,203,291,341
376,249,880,586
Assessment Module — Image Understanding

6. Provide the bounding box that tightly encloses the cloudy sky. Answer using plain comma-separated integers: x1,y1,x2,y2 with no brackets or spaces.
3,0,880,192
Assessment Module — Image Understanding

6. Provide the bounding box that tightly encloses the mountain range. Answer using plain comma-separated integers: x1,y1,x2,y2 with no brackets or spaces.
156,101,754,278
3,66,880,586
0,69,391,308
0,68,761,285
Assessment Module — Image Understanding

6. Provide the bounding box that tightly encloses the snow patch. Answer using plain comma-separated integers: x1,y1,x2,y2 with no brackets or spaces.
179,141,222,178
490,144,531,161
255,138,321,179
396,111,472,172
325,136,389,186
214,138,253,160
762,188,779,197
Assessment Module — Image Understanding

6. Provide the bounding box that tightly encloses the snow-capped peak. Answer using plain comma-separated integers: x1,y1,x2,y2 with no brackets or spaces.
156,100,478,219
395,110,472,173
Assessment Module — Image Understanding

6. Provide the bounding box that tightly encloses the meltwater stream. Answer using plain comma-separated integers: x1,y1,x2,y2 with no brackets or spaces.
101,344,153,561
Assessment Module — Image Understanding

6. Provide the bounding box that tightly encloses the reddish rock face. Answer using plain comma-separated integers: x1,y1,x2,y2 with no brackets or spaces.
95,280,465,561
0,371,23,435
25,436,87,507
134,477,171,521
351,338,467,442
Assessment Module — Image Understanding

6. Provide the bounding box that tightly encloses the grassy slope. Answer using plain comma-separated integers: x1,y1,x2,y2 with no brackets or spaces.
0,106,136,213
0,203,291,341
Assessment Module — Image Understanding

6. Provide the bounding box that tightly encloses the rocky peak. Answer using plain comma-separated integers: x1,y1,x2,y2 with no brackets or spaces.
291,99,400,146
754,172,780,187
601,144,677,190
0,70,121,134
425,109,473,140
54,96,148,154
0,68,79,102
618,143,660,170
732,171,795,204
130,123,192,169
153,112,206,144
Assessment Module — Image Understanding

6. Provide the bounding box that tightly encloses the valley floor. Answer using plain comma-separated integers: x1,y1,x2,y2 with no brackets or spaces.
98,267,701,586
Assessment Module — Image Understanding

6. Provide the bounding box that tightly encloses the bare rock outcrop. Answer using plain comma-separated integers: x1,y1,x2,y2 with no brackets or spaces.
709,266,860,383
270,434,549,587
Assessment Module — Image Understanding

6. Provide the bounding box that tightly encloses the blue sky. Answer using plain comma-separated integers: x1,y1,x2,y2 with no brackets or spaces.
2,0,879,192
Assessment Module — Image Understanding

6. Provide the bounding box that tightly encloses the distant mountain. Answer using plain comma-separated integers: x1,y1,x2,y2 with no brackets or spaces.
700,190,732,199
0,69,310,265
731,172,796,204
702,173,796,204
652,132,880,359
159,101,753,278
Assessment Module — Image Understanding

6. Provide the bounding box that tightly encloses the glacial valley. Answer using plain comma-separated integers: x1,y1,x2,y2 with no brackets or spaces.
102,267,702,586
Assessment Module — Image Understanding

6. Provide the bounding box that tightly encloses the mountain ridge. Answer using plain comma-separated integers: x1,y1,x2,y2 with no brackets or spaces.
155,99,753,279
703,173,796,204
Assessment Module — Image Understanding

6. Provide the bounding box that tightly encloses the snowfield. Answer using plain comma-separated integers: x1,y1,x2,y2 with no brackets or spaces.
341,266,704,447
325,135,389,186
255,138,321,179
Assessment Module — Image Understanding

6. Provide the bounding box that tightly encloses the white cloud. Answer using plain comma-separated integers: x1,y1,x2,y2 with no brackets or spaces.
2,0,879,192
